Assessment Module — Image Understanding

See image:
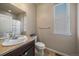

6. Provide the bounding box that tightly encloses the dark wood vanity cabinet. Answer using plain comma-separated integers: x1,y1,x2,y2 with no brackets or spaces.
4,40,35,56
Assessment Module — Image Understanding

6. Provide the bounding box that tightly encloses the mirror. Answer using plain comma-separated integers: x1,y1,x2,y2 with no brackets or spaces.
0,3,26,37
0,10,24,36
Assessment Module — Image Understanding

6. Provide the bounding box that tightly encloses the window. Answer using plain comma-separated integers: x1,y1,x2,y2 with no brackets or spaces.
54,3,71,35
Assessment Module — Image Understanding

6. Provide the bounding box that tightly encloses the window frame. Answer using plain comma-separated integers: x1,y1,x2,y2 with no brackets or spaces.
53,3,71,35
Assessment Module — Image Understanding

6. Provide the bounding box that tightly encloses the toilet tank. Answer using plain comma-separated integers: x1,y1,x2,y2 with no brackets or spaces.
30,34,37,42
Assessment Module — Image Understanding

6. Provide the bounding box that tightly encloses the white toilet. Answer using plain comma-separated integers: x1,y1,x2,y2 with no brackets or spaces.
32,35,45,56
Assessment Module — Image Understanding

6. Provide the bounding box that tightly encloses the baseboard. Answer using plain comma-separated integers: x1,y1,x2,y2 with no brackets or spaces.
45,47,69,56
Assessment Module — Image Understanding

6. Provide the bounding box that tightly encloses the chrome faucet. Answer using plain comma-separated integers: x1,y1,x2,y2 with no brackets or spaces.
9,32,16,39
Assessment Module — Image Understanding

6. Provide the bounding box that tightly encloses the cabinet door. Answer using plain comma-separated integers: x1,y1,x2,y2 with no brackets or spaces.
23,47,35,56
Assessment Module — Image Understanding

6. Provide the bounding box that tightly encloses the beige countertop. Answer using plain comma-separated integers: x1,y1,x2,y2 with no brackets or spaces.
0,36,34,56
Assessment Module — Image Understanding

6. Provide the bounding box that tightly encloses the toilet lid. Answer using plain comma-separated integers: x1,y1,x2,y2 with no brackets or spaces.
35,42,45,48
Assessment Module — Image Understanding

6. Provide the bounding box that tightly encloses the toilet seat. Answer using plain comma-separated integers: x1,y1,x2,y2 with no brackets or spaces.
35,42,45,49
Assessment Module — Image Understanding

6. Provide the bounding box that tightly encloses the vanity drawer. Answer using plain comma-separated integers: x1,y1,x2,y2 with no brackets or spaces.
4,40,35,56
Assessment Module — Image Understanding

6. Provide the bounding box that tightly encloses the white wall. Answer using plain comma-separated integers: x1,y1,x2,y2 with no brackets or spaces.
37,3,77,55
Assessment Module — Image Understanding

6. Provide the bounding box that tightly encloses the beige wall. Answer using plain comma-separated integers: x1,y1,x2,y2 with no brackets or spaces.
37,3,77,55
25,4,36,35
77,4,79,55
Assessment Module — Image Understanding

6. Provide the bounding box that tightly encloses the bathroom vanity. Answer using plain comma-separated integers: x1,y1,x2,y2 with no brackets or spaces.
0,37,35,56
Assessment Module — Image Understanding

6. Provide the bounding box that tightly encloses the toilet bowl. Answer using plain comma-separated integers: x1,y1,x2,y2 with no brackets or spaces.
35,42,45,50
31,35,45,56
35,42,45,56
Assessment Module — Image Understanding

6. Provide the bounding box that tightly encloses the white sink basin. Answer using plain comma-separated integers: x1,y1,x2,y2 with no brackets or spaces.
2,36,28,46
